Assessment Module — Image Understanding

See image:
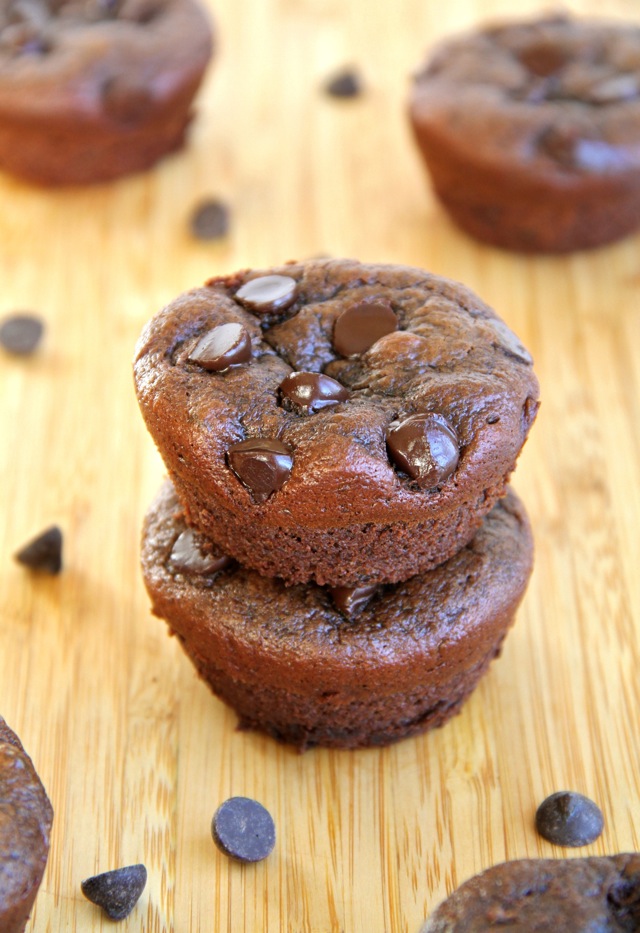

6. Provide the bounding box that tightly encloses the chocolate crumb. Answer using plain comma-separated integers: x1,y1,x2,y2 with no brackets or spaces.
14,526,63,574
324,67,363,98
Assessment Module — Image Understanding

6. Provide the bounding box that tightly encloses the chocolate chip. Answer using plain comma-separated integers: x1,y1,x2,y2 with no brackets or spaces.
0,314,44,355
279,371,349,414
517,40,570,76
329,584,378,617
187,323,251,372
324,68,363,98
227,438,293,502
538,126,623,173
102,76,152,123
169,528,231,575
535,791,604,847
386,413,459,488
488,318,533,364
81,864,147,920
211,797,275,863
14,526,62,574
235,275,297,313
586,73,639,104
333,299,398,357
189,199,230,240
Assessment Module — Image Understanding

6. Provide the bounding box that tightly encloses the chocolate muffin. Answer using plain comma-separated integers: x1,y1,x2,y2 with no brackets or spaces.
141,481,533,750
0,0,213,185
0,718,53,933
134,259,539,587
419,854,640,932
409,15,640,252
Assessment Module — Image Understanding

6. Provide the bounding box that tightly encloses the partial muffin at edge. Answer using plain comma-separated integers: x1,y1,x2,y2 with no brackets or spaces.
141,481,534,750
409,15,640,252
134,258,539,587
0,717,53,933
419,854,640,932
0,0,213,185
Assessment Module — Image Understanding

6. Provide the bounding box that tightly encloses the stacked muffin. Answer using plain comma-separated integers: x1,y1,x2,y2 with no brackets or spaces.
134,258,538,750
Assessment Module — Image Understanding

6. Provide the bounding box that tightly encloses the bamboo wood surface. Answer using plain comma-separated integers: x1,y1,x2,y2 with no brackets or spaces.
1,0,640,930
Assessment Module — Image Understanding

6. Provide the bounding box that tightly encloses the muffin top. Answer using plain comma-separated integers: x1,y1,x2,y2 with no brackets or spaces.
410,15,640,180
134,258,539,528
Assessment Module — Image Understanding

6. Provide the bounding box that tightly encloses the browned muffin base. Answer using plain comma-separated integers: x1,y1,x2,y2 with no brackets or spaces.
142,482,533,750
0,718,53,933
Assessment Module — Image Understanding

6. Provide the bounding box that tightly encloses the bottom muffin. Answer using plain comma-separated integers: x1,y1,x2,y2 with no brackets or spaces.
0,718,53,933
141,482,533,750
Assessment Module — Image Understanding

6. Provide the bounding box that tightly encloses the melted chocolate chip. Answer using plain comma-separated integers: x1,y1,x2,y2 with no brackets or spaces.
330,584,378,617
517,40,570,77
538,126,623,173
14,525,63,574
333,299,398,357
586,73,640,105
169,528,230,574
211,797,275,863
227,438,293,502
0,313,44,355
189,198,230,240
386,413,459,488
188,323,251,372
488,318,533,364
235,275,297,313
81,864,147,920
324,68,363,98
535,791,604,847
279,371,349,414
102,75,152,123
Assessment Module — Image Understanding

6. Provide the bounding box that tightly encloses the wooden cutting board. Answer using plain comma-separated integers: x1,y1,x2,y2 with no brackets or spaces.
1,0,639,930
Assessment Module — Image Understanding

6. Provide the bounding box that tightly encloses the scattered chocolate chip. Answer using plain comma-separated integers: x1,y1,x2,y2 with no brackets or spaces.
211,797,275,863
235,275,297,313
227,438,293,503
517,40,569,77
0,314,44,355
189,199,230,240
488,318,533,364
187,323,251,372
81,864,147,920
329,584,378,617
535,791,604,847
333,299,398,357
386,413,459,488
324,67,363,98
14,526,63,574
169,528,231,574
102,75,152,123
279,371,349,414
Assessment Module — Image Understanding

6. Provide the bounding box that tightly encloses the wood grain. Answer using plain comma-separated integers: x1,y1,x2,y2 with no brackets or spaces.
1,0,639,930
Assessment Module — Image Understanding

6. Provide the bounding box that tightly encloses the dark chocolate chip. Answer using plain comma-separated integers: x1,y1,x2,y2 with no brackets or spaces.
211,797,275,863
586,73,639,104
235,275,297,313
324,68,363,98
14,526,63,574
535,791,604,847
279,371,349,414
227,438,293,503
169,528,231,575
488,318,533,364
0,314,44,355
522,396,540,435
102,76,152,123
187,323,251,372
386,413,459,488
330,584,378,617
81,864,147,920
538,126,623,173
189,199,230,240
517,40,570,76
333,299,398,357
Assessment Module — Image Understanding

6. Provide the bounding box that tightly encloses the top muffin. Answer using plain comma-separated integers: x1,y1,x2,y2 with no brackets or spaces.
134,258,539,586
